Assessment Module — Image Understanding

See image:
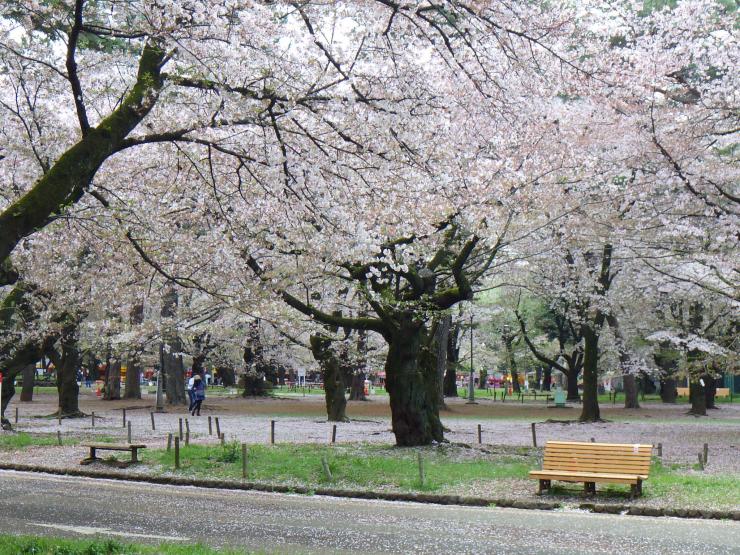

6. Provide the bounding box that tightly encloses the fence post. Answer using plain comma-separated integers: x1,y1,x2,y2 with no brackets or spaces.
270,420,275,444
179,418,183,440
208,416,213,435
174,437,180,469
242,443,248,479
122,408,126,428
331,424,337,444
703,443,708,464
220,432,225,446
57,430,62,446
477,424,482,444
91,411,95,428
167,433,173,451
150,412,156,431
215,417,221,438
531,422,537,447
127,421,132,444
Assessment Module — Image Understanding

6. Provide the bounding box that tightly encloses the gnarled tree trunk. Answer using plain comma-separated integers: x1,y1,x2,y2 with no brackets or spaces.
385,321,444,446
310,333,348,422
161,285,186,405
20,363,36,402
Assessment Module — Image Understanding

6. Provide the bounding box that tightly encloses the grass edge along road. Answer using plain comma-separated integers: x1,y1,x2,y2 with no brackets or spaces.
147,442,739,509
0,534,251,555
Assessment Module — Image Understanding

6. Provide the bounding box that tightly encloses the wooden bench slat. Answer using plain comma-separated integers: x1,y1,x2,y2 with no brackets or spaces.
82,443,147,450
544,452,652,460
543,464,650,474
547,440,653,451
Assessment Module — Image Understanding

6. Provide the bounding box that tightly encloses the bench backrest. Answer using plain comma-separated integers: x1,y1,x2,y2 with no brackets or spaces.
715,387,730,397
543,441,652,476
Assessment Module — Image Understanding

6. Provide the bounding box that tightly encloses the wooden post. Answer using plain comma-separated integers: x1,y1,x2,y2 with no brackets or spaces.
215,417,221,438
697,452,704,471
477,424,482,444
331,424,337,444
57,430,62,446
242,443,248,479
208,416,213,435
150,412,156,431
185,430,190,446
122,408,126,428
703,443,708,464
321,455,333,481
417,452,425,486
220,432,225,446
14,407,18,424
657,442,662,458
270,420,275,444
185,418,190,436
531,423,537,447
174,437,180,469
179,418,183,440
127,421,132,444
167,433,173,451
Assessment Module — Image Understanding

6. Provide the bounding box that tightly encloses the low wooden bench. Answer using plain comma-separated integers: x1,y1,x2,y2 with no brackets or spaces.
80,443,146,467
529,441,652,498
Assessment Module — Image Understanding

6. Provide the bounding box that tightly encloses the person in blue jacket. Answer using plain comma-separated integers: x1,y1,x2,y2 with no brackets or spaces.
191,374,205,416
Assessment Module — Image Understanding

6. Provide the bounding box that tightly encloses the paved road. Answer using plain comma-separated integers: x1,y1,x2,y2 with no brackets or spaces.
0,470,737,554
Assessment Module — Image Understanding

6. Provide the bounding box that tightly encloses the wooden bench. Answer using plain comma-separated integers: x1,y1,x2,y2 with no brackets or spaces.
529,441,652,498
676,387,690,397
81,443,146,467
715,387,730,398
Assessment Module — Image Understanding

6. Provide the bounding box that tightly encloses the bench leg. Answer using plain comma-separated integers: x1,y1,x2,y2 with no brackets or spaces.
584,482,596,496
630,483,639,500
537,479,551,495
131,448,138,464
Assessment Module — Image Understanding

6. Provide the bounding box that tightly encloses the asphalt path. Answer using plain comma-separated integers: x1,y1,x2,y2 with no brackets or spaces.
0,470,737,554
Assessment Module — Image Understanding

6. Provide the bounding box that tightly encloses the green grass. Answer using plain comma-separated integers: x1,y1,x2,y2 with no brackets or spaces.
0,432,71,449
149,442,532,492
145,443,740,508
0,534,248,555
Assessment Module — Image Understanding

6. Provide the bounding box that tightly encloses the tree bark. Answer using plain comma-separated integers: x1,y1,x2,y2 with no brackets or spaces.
349,371,367,401
660,377,678,403
385,322,444,446
20,363,36,402
689,379,707,416
48,321,83,418
579,325,601,422
104,359,121,400
566,369,580,401
161,285,186,405
123,301,144,399
0,42,166,269
216,366,235,387
704,375,717,409
623,374,640,409
310,334,348,422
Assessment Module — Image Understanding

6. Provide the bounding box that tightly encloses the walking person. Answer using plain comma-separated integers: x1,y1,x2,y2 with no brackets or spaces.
191,374,205,416
187,373,196,412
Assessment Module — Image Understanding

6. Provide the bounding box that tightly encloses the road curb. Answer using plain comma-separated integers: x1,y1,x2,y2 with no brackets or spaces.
0,462,737,521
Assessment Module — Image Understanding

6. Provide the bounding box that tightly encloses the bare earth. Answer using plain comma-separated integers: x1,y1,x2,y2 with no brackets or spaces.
2,389,738,510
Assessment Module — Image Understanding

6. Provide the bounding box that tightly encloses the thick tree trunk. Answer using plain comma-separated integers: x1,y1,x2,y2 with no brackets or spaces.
689,379,706,416
385,322,444,446
51,332,83,418
579,326,601,422
20,363,36,402
704,375,717,409
124,357,142,399
566,370,580,401
349,371,366,401
660,377,677,403
217,366,235,387
623,374,640,409
105,359,121,400
310,334,348,422
161,285,186,405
